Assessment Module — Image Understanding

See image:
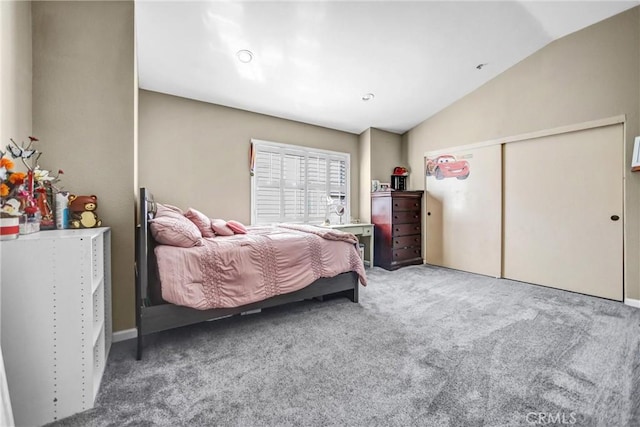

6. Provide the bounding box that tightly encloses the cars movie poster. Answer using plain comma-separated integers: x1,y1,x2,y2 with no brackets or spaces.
425,154,471,180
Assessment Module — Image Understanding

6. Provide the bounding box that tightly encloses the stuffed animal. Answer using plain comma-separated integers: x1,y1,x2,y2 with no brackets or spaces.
68,195,102,228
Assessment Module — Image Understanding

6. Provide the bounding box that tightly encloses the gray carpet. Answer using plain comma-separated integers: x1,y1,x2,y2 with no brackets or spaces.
48,265,640,427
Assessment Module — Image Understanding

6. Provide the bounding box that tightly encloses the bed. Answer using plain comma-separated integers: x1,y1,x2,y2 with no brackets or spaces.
135,187,366,360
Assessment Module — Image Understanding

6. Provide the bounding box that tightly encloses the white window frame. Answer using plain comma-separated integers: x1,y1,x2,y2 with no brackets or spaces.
251,138,351,225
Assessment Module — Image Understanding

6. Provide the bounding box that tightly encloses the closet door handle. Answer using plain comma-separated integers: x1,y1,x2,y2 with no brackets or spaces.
611,215,620,221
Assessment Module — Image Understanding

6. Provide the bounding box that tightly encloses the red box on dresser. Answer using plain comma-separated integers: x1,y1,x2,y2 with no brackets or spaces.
371,191,423,270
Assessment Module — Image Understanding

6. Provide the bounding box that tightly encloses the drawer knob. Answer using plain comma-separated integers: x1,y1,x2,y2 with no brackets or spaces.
394,203,398,207
394,216,398,219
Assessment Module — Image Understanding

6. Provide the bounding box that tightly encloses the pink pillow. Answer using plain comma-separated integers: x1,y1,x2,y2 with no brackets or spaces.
227,220,247,234
156,203,183,218
150,216,203,247
211,219,234,236
184,208,215,238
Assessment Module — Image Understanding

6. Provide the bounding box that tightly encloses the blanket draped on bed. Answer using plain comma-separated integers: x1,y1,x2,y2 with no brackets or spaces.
155,225,367,310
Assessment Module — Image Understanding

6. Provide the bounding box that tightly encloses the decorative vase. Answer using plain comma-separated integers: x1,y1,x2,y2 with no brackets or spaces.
0,216,20,240
20,170,41,234
19,212,41,235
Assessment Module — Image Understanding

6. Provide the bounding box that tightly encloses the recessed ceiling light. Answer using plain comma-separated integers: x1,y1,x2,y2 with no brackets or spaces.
362,93,375,101
236,49,253,63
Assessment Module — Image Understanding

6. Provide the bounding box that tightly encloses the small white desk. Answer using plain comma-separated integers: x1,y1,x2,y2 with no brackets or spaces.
319,223,374,267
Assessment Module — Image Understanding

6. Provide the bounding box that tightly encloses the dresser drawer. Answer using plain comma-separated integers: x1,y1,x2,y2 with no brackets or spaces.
392,211,420,224
393,247,421,262
392,197,421,212
392,234,421,249
392,223,421,236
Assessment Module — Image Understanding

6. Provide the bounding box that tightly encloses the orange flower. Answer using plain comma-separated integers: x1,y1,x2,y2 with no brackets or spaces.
8,172,25,185
0,158,14,170
0,184,9,197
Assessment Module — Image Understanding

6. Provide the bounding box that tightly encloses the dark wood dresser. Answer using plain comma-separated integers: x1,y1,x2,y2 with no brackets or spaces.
371,191,423,270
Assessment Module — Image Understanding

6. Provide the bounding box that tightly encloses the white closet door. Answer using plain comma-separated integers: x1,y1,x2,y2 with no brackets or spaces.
503,124,623,300
425,145,502,277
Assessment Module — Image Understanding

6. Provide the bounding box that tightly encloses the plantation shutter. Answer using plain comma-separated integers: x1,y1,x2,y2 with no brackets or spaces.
307,153,328,223
282,150,305,222
327,157,348,224
254,146,282,224
252,140,350,225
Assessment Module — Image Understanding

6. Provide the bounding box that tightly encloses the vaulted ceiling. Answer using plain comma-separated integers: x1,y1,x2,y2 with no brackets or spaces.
136,1,639,134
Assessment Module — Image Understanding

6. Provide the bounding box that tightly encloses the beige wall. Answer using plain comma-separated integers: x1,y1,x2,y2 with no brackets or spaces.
354,128,406,223
32,1,136,330
369,128,403,184
405,7,640,300
139,90,359,224
401,133,409,172
0,0,32,145
359,128,403,223
358,128,371,223
1,0,32,343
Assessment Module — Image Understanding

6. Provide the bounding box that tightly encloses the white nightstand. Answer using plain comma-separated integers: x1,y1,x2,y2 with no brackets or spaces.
319,223,374,267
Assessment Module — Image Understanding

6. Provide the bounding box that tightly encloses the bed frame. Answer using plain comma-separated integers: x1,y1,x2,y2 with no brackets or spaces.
135,187,359,360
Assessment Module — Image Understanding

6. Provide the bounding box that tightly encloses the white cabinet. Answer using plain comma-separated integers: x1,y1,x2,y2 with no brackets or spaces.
0,228,112,426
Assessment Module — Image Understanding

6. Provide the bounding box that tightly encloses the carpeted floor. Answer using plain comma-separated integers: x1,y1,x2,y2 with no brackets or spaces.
48,265,640,427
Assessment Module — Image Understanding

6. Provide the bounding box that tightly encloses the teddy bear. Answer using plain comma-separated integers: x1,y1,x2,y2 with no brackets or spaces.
68,195,102,228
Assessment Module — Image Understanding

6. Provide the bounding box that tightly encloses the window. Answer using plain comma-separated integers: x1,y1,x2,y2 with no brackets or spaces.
251,139,350,225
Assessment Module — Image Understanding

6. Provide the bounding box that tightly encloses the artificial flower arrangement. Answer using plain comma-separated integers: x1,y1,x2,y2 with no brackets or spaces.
0,154,26,216
0,136,63,233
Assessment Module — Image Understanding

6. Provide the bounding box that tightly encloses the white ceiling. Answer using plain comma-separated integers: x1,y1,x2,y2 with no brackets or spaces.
136,1,639,135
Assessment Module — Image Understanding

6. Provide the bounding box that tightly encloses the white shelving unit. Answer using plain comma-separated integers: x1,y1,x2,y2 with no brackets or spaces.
0,228,112,426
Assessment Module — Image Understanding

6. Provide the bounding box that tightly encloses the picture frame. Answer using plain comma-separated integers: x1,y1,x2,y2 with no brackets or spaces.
371,179,380,192
632,136,640,171
379,182,391,191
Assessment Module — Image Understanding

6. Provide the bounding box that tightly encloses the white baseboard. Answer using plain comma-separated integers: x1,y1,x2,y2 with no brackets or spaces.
625,298,640,309
112,328,137,343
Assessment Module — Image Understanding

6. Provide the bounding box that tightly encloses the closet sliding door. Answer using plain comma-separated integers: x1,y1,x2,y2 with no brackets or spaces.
503,124,623,300
425,145,502,277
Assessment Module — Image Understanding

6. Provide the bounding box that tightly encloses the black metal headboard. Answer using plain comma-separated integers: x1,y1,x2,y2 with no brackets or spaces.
136,188,157,315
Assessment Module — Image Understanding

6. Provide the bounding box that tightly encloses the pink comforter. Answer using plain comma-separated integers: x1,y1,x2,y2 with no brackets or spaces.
155,225,367,310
